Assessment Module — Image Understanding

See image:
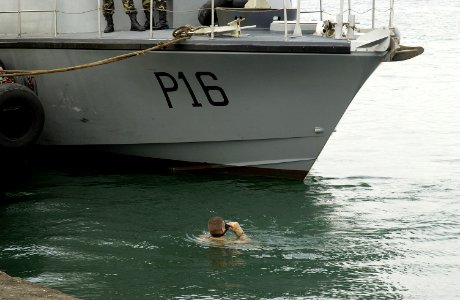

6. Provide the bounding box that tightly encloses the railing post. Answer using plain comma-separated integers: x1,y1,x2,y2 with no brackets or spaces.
293,0,302,36
347,0,351,19
54,0,58,38
98,0,102,38
17,0,22,37
346,0,354,39
211,0,215,39
320,0,323,21
335,0,344,39
389,0,394,28
150,0,153,39
372,0,375,29
283,0,287,41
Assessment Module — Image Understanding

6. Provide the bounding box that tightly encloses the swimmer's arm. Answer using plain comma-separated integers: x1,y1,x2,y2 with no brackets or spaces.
226,222,248,240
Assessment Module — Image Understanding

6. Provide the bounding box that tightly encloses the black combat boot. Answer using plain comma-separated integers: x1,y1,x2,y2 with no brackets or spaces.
104,14,114,33
144,10,153,30
156,10,169,30
128,12,145,31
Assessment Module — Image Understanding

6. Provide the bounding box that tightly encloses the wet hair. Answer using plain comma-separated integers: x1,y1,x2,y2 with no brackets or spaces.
208,216,225,237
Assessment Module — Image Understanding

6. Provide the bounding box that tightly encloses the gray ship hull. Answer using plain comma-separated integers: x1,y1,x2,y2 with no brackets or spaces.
0,0,424,179
0,43,383,177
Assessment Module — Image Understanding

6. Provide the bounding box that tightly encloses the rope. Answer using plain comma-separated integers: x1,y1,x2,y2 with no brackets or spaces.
0,27,201,78
173,25,208,38
59,9,99,15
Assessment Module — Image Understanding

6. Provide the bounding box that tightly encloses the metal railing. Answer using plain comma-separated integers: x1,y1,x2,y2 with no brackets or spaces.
0,0,102,38
0,0,396,39
0,0,59,37
0,0,165,39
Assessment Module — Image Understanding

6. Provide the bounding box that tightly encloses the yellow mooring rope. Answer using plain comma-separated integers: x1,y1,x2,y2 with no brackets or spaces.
0,25,206,78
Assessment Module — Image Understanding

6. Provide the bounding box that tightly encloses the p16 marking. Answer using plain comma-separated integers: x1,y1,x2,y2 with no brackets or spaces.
154,72,229,108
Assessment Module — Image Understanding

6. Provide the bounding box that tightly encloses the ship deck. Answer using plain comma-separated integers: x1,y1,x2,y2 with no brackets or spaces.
0,29,351,54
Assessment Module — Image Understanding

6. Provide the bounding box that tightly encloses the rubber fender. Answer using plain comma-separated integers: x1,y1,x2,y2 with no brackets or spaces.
198,0,248,25
0,83,45,148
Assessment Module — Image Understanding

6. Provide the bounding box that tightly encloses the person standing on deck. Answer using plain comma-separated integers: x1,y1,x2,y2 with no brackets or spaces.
143,0,169,30
103,0,146,33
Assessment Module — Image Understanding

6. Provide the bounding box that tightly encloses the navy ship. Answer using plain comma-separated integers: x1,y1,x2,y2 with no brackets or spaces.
0,0,422,179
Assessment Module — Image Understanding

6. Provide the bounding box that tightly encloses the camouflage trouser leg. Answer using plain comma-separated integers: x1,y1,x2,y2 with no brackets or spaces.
141,0,167,13
102,0,115,15
142,0,168,28
155,0,167,11
155,0,168,27
122,0,137,14
103,0,136,15
142,0,151,12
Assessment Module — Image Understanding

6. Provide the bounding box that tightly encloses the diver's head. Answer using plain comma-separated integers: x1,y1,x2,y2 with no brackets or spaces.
208,216,230,237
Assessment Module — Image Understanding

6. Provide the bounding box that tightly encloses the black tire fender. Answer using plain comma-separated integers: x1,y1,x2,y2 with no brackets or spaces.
0,83,45,148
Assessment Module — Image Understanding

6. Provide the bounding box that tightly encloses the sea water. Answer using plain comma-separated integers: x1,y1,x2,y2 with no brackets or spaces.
1,0,460,299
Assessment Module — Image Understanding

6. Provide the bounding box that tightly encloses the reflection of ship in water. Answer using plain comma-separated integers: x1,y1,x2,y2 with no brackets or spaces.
0,0,422,180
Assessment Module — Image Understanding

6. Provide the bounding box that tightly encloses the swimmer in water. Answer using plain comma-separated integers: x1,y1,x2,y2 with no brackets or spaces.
207,216,248,241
